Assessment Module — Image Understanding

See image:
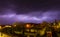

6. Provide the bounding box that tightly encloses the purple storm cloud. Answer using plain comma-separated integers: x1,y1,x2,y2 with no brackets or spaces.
0,10,59,24
0,0,60,24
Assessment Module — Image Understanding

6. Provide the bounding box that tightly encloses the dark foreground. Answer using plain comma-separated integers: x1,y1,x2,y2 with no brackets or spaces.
0,21,60,37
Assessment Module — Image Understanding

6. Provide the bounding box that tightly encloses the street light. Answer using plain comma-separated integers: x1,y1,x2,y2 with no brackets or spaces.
26,24,31,28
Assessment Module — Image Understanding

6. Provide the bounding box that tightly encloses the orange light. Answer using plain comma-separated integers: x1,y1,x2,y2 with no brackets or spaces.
26,24,31,28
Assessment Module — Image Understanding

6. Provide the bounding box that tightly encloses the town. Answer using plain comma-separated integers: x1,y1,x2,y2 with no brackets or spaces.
0,20,60,37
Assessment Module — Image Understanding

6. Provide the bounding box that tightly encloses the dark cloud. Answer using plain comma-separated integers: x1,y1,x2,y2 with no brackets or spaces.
0,0,60,13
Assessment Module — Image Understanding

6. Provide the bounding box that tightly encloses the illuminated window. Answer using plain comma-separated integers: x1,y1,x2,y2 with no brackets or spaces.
53,23,56,25
57,25,60,28
4,25,11,28
58,23,60,27
13,25,16,27
26,29,30,32
30,29,35,32
14,31,22,34
0,26,2,29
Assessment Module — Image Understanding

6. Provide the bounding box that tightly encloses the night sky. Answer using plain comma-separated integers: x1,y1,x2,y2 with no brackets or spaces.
0,0,60,24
